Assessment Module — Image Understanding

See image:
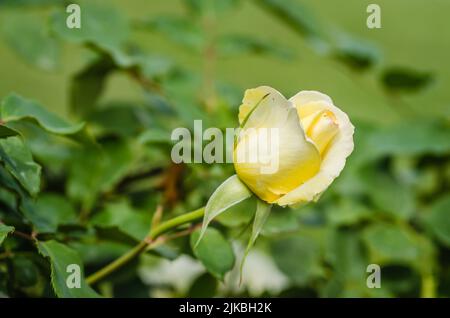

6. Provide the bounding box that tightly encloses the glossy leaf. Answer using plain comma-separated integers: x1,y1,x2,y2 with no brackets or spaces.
0,94,85,135
191,228,235,280
0,136,41,196
0,223,14,245
0,164,57,235
90,200,152,241
32,193,78,233
67,139,135,209
7,121,75,168
70,57,116,117
37,240,100,298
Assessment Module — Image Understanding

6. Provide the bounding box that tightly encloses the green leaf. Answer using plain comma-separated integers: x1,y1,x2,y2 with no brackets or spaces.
137,128,172,145
112,277,150,298
93,227,139,247
424,195,450,247
0,125,19,138
12,256,39,288
90,104,145,138
325,199,372,226
240,199,271,280
98,44,174,78
51,3,129,49
261,208,299,235
3,15,60,71
0,223,14,245
70,241,130,266
90,200,152,241
271,234,321,285
0,136,41,196
32,193,78,233
215,196,255,227
0,187,17,212
70,57,116,117
379,266,422,297
381,67,433,93
362,224,420,265
188,273,218,298
37,240,100,298
365,119,450,158
324,229,368,295
66,41,172,117
361,170,415,221
256,0,322,40
136,16,204,51
67,139,134,210
333,34,380,71
0,93,85,135
0,164,41,230
0,164,42,228
218,34,293,59
147,244,181,261
126,53,173,79
160,72,209,125
6,121,75,169
190,228,235,280
197,174,252,245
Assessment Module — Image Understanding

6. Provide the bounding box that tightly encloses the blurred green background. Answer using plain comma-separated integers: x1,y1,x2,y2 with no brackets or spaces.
0,0,449,298
1,0,449,121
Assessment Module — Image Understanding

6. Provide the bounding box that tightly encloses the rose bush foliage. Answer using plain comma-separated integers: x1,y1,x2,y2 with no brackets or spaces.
0,0,449,298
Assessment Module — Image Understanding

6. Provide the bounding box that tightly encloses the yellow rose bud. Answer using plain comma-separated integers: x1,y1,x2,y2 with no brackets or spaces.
233,86,354,206
301,109,339,155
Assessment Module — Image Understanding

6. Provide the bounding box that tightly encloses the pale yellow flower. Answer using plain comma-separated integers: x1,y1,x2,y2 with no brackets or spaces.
233,86,354,206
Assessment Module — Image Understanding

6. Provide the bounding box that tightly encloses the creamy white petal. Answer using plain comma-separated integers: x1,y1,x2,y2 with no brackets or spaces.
238,86,280,126
303,109,339,155
276,92,354,206
289,90,333,110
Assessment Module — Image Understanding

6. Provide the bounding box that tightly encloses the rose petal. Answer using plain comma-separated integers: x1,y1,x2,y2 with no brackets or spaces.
238,86,279,126
276,91,354,206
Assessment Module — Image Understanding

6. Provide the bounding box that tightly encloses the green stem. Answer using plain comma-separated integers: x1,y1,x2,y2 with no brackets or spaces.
86,207,205,285
420,273,436,298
